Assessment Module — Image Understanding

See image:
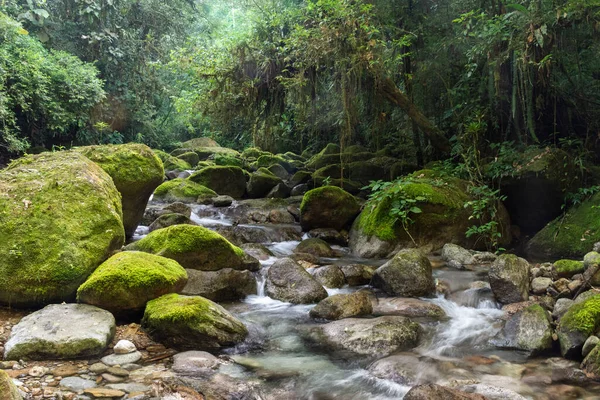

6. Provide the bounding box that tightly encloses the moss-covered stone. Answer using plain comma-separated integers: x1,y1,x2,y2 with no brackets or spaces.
309,291,372,320
176,151,200,167
196,147,240,161
582,342,600,378
181,137,220,148
554,259,585,278
188,166,246,198
77,251,188,314
241,147,269,159
300,186,360,231
558,294,600,358
142,293,248,350
371,249,435,297
526,192,600,261
256,154,293,172
0,370,22,400
294,238,336,257
125,225,255,271
246,168,283,198
153,178,216,203
489,254,530,304
75,144,164,238
291,170,312,187
154,149,191,171
0,152,125,307
214,154,244,168
148,213,194,232
494,304,553,354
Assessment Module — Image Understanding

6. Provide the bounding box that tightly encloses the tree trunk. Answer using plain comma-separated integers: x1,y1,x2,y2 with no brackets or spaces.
378,77,451,154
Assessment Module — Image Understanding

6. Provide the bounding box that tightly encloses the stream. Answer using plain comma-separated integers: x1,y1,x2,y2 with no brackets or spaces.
135,199,600,400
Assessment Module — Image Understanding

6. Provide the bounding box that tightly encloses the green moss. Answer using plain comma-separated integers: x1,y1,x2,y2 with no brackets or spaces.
247,168,283,198
0,152,125,307
188,166,246,198
300,186,361,230
77,251,187,313
153,149,191,171
195,147,240,161
176,151,200,167
181,137,220,148
561,295,600,336
241,147,269,159
0,369,21,399
256,154,289,169
554,259,585,278
214,154,243,168
153,178,216,203
125,225,246,271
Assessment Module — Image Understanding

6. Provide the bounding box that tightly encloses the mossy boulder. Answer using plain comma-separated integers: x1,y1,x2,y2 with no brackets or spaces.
256,154,293,172
214,154,244,168
125,225,257,271
498,147,580,234
241,147,269,159
349,170,511,258
526,192,600,261
309,291,372,320
265,258,328,304
188,166,246,199
153,178,216,203
493,304,553,354
180,137,220,149
77,251,188,314
312,265,346,288
176,151,200,167
148,213,195,232
291,170,312,187
154,149,191,171
75,144,164,237
0,152,125,307
246,168,283,198
294,238,336,258
371,249,435,297
488,254,530,304
141,293,248,350
300,186,360,231
582,342,600,378
557,294,600,358
196,147,240,161
554,259,585,279
0,370,22,400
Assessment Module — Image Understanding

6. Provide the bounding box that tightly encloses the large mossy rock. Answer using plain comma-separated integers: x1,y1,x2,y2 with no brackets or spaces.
153,178,216,203
300,186,360,231
154,150,191,171
493,304,553,354
76,144,164,237
77,251,188,314
125,225,257,271
176,151,200,167
181,137,221,149
141,293,248,350
498,147,580,235
488,254,530,304
181,268,257,301
265,258,328,304
526,192,600,261
349,170,511,258
188,166,247,199
4,304,115,360
246,168,283,198
306,316,421,357
371,249,435,297
0,152,125,307
0,370,22,400
557,294,600,359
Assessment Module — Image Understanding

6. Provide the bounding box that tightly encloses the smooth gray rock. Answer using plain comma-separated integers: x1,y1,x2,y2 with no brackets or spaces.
101,351,142,366
59,376,97,391
552,298,574,320
312,265,346,288
265,258,328,304
492,304,553,354
106,382,152,393
441,243,473,268
583,336,600,358
340,264,377,286
181,268,257,302
371,249,435,297
172,351,219,375
489,254,530,304
309,292,372,320
372,297,446,320
531,277,553,295
4,304,115,360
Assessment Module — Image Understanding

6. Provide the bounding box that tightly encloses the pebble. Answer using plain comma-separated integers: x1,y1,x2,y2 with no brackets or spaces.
83,388,126,397
89,362,109,374
28,365,49,377
113,339,137,355
59,376,97,391
106,382,152,393
101,351,142,366
102,372,126,383
107,366,130,377
51,364,79,377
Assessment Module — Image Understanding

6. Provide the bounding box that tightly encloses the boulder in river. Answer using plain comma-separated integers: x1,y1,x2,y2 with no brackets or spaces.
300,186,360,231
340,264,377,286
4,304,115,360
309,292,372,320
246,168,283,198
188,166,247,199
441,243,474,268
488,254,530,304
311,265,346,288
142,293,248,350
154,149,191,172
372,297,446,320
553,259,585,279
153,178,217,203
77,251,188,314
0,152,125,307
148,213,195,232
557,294,600,358
306,316,421,357
125,225,259,271
75,143,164,238
404,384,487,400
181,268,257,301
371,249,435,297
492,304,553,354
294,238,336,258
265,258,328,304
582,342,600,378
0,370,22,400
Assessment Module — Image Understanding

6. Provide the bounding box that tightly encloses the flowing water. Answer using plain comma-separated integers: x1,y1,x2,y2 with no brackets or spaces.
142,201,600,399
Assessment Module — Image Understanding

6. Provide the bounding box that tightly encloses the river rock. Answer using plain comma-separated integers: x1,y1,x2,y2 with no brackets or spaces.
308,228,348,246
153,178,217,203
489,254,530,304
75,143,164,238
404,384,486,400
340,264,377,286
492,304,553,354
125,225,258,271
300,186,360,231
181,268,257,301
372,297,446,320
309,292,372,320
554,259,585,279
307,316,421,357
172,351,219,375
0,152,125,307
367,354,429,385
267,183,292,199
59,376,97,392
0,370,23,400
189,166,247,199
4,304,115,360
148,213,195,232
312,265,346,288
213,195,234,207
239,243,274,261
583,336,600,357
142,294,248,350
441,243,474,268
581,342,600,378
553,298,574,320
77,251,188,314
557,294,600,358
294,238,336,258
531,277,553,295
101,351,142,366
246,168,283,198
114,340,137,354
371,249,435,297
265,258,328,304
457,384,527,400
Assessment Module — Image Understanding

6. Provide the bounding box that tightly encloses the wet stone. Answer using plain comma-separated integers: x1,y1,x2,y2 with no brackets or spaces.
59,376,97,391
102,372,125,383
101,351,142,366
106,366,129,377
89,363,109,374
